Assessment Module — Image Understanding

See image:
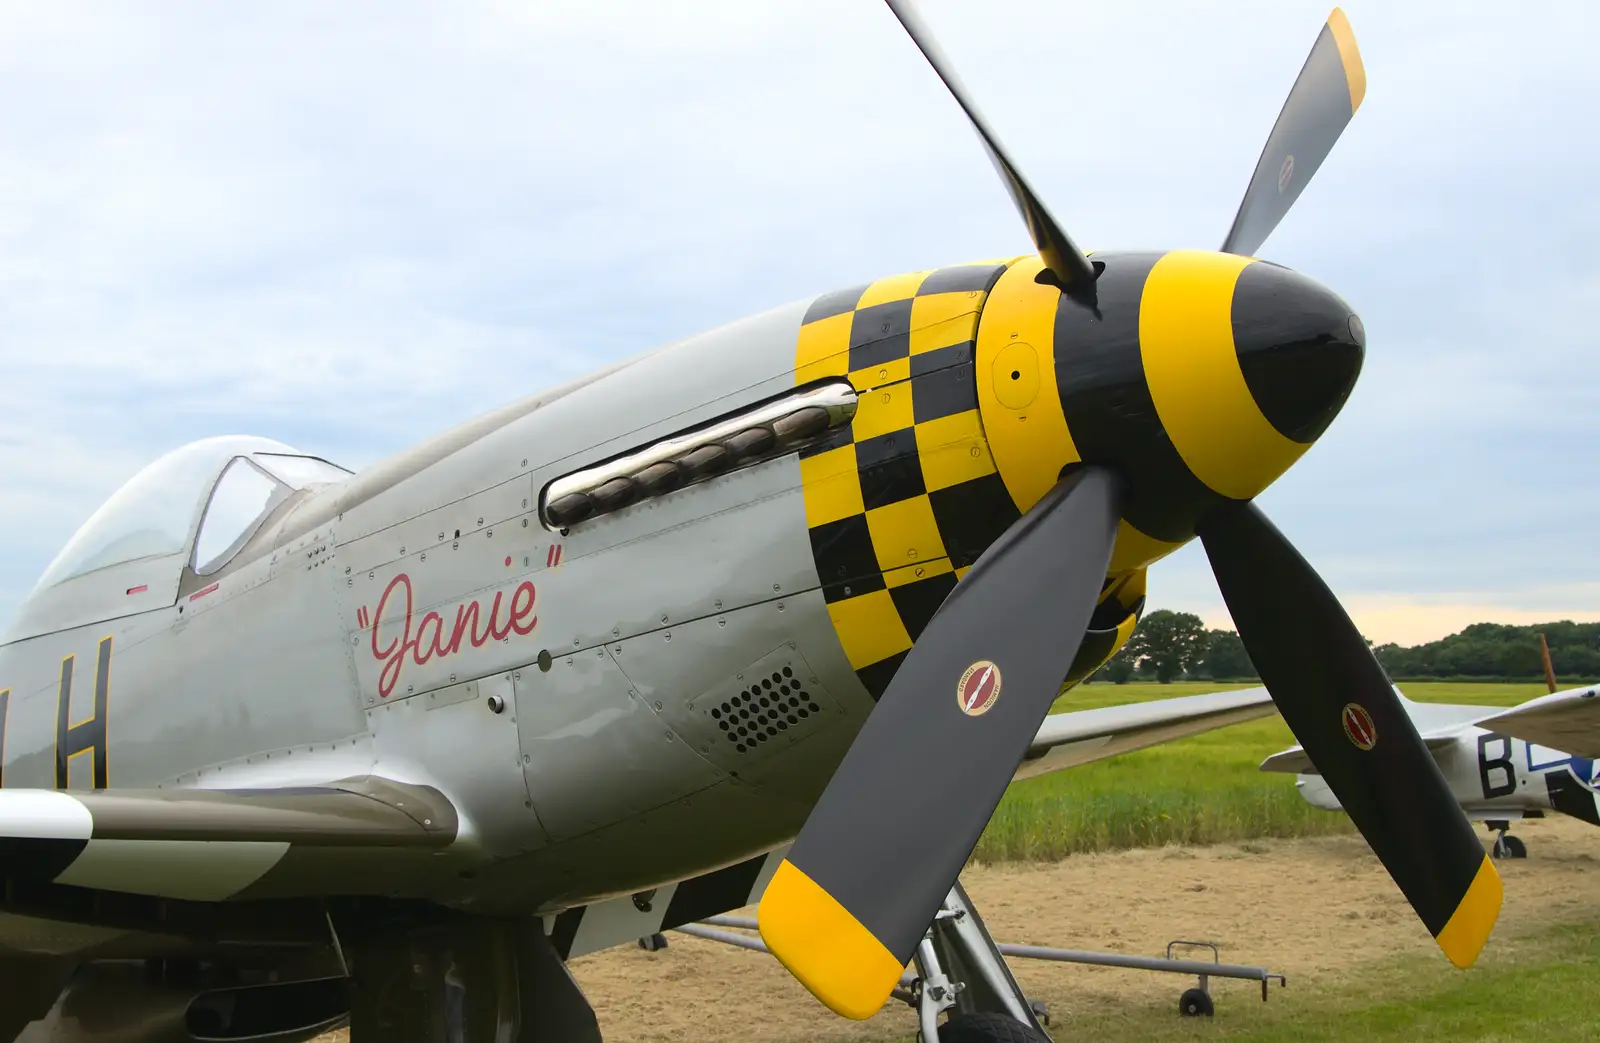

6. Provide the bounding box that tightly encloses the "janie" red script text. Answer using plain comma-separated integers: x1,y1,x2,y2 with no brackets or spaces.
366,573,538,699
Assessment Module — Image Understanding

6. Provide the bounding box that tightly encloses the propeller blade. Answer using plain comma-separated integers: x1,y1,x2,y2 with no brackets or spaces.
1220,8,1366,257
759,467,1121,1019
1200,502,1501,967
883,0,1099,307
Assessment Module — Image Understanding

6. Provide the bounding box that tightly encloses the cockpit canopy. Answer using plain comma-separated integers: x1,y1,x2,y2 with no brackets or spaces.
32,435,352,594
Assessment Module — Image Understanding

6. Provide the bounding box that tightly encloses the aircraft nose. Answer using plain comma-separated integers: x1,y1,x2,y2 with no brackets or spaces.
1230,260,1365,445
1129,250,1364,508
975,250,1367,566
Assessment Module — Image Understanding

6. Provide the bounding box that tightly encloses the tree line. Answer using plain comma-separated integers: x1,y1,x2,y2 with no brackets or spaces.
1089,610,1600,684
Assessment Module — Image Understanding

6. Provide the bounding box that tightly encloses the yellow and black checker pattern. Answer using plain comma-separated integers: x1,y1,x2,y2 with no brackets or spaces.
793,260,1029,699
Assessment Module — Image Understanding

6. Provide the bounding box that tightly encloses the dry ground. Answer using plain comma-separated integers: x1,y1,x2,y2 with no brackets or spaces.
573,815,1599,1042
316,815,1600,1042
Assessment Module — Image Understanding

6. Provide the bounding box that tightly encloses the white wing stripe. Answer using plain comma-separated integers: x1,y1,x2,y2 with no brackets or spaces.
53,839,292,902
0,791,93,840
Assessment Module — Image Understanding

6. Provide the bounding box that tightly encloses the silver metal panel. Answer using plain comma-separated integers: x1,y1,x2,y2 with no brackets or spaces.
338,477,535,581
0,632,69,788
2,554,186,646
266,519,341,583
513,646,723,842
529,460,816,656
0,609,174,789
111,551,366,787
183,544,275,619
455,776,810,914
168,734,375,791
346,523,549,706
606,598,862,799
367,674,549,857
709,593,876,802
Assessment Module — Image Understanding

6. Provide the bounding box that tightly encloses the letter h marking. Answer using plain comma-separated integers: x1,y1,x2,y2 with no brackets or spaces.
56,637,111,790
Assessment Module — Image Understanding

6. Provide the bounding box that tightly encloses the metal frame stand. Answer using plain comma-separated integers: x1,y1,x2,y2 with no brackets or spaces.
681,884,1049,1041
676,879,1288,1037
988,938,1285,1006
918,881,1051,1037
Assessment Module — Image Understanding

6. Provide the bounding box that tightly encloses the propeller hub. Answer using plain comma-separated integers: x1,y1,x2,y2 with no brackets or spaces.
1231,259,1365,444
976,250,1362,569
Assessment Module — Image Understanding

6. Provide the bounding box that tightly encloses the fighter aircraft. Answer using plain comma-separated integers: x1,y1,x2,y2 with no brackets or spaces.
1266,672,1600,859
0,3,1506,1041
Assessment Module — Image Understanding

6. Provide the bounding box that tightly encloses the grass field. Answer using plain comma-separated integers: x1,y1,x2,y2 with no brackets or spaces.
974,681,1551,864
889,917,1600,1043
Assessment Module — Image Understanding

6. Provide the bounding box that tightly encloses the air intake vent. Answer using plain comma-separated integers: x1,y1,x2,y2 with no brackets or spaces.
682,645,843,770
541,381,856,530
710,665,824,755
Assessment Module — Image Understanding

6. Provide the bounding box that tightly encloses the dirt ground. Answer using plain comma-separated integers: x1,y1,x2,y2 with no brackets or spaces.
320,815,1600,1042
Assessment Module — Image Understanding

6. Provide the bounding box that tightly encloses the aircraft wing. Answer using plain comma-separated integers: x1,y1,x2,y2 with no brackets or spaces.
1472,687,1600,758
1263,686,1600,774
1260,732,1460,775
0,776,458,902
1013,686,1277,782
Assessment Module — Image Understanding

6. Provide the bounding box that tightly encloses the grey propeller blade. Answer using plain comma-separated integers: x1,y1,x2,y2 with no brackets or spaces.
1220,8,1366,257
1200,501,1500,967
884,0,1099,307
759,467,1121,1018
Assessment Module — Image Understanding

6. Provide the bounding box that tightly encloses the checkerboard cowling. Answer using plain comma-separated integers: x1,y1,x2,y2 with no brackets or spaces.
793,261,1028,699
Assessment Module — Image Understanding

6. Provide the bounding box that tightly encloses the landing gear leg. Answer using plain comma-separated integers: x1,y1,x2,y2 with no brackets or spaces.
1487,821,1527,860
910,881,1052,1043
347,913,603,1042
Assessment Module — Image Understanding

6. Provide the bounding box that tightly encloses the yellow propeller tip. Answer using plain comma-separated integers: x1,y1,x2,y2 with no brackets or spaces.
1325,8,1367,113
757,860,904,1021
1435,855,1504,969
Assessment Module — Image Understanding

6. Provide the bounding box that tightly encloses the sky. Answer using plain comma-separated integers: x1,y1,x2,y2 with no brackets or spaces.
0,0,1595,646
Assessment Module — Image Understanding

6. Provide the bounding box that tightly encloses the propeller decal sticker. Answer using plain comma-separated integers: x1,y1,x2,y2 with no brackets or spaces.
1341,702,1378,751
956,660,1002,716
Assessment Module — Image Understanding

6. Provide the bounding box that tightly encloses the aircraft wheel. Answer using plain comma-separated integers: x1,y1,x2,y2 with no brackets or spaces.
637,933,669,951
1493,834,1527,860
934,1011,1051,1042
1178,987,1215,1018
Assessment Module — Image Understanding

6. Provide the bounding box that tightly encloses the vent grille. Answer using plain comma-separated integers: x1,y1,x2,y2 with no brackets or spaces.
709,665,824,754
683,645,843,768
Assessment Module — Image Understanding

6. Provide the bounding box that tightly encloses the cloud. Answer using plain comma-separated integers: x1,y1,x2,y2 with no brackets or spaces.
0,0,1595,643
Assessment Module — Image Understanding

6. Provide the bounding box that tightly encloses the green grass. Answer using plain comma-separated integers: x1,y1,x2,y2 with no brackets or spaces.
888,917,1600,1042
973,682,1550,864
